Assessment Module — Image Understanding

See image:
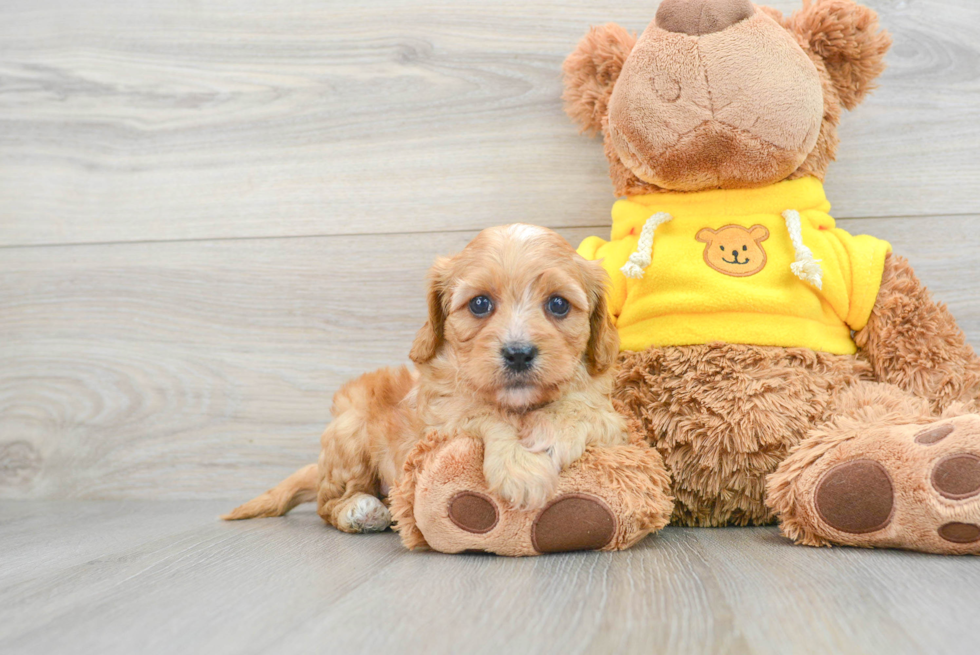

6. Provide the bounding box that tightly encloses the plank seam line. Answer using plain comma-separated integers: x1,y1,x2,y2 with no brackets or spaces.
0,213,975,251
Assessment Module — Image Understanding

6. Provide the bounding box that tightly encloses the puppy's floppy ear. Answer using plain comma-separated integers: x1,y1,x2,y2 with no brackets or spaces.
410,256,452,365
789,0,891,110
562,23,637,136
579,259,620,376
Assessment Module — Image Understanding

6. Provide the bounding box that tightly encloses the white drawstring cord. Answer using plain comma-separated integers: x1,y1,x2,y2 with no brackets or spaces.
620,208,822,288
782,209,823,289
621,212,673,279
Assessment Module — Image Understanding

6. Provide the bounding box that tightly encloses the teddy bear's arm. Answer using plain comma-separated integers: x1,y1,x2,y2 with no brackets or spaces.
854,254,980,413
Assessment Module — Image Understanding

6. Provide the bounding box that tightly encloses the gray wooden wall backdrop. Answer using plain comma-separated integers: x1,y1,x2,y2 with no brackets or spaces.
1,0,978,500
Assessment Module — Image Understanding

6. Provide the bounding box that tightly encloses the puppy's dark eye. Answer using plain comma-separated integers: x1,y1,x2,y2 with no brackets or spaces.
547,295,570,317
468,295,493,317
742,245,747,251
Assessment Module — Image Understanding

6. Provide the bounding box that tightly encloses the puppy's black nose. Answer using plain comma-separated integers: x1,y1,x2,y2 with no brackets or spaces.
501,343,538,373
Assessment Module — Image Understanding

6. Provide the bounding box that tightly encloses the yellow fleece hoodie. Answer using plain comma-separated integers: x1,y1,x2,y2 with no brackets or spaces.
577,177,891,355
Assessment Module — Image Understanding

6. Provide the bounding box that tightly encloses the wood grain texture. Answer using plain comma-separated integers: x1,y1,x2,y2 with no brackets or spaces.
0,221,977,499
2,3,979,649
0,0,978,246
1,501,979,655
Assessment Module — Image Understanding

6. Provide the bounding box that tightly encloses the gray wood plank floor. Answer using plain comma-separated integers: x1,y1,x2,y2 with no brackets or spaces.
2,1,980,653
1,500,979,655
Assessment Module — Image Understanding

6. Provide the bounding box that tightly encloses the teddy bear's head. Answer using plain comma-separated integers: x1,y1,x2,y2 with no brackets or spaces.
563,0,891,195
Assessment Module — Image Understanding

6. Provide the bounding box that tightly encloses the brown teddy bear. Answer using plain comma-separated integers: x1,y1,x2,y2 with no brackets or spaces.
562,0,980,553
391,0,980,556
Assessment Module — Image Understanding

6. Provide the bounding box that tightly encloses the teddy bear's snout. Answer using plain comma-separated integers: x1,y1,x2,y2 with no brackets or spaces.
656,0,755,37
605,1,825,191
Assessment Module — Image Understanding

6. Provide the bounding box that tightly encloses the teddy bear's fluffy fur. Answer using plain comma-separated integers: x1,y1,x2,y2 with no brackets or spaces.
615,255,980,531
561,0,980,553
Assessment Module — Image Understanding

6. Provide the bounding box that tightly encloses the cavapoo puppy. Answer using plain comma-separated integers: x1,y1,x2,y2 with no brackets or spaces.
224,224,628,533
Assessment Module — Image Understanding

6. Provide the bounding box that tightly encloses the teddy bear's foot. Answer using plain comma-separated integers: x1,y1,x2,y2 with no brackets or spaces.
446,490,618,553
389,434,673,556
769,414,980,554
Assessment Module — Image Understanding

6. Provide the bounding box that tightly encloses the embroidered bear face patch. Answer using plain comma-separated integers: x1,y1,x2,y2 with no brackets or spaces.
695,225,770,277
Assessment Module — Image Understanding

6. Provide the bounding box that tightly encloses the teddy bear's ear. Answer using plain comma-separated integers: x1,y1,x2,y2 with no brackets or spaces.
758,6,787,25
788,0,892,110
562,23,637,135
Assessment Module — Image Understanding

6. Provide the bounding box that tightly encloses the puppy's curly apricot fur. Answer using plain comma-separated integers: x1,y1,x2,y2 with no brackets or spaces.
224,224,628,531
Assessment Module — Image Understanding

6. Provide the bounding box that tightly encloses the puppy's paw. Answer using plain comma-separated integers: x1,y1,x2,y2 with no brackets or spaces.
547,439,588,472
495,474,558,512
338,494,391,533
484,444,559,511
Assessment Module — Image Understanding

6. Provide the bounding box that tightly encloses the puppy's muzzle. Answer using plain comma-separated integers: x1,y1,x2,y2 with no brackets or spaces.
501,342,538,374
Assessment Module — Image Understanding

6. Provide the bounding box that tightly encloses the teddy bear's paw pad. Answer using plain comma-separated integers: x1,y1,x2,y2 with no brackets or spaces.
531,494,616,553
814,459,894,534
447,492,499,534
345,495,391,533
937,522,980,544
931,454,980,501
914,423,956,445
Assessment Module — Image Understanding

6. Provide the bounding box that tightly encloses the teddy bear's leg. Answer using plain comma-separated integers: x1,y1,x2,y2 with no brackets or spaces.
767,381,980,554
388,434,674,556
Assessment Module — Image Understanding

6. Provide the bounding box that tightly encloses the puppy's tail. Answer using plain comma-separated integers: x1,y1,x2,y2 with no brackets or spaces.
221,463,318,520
